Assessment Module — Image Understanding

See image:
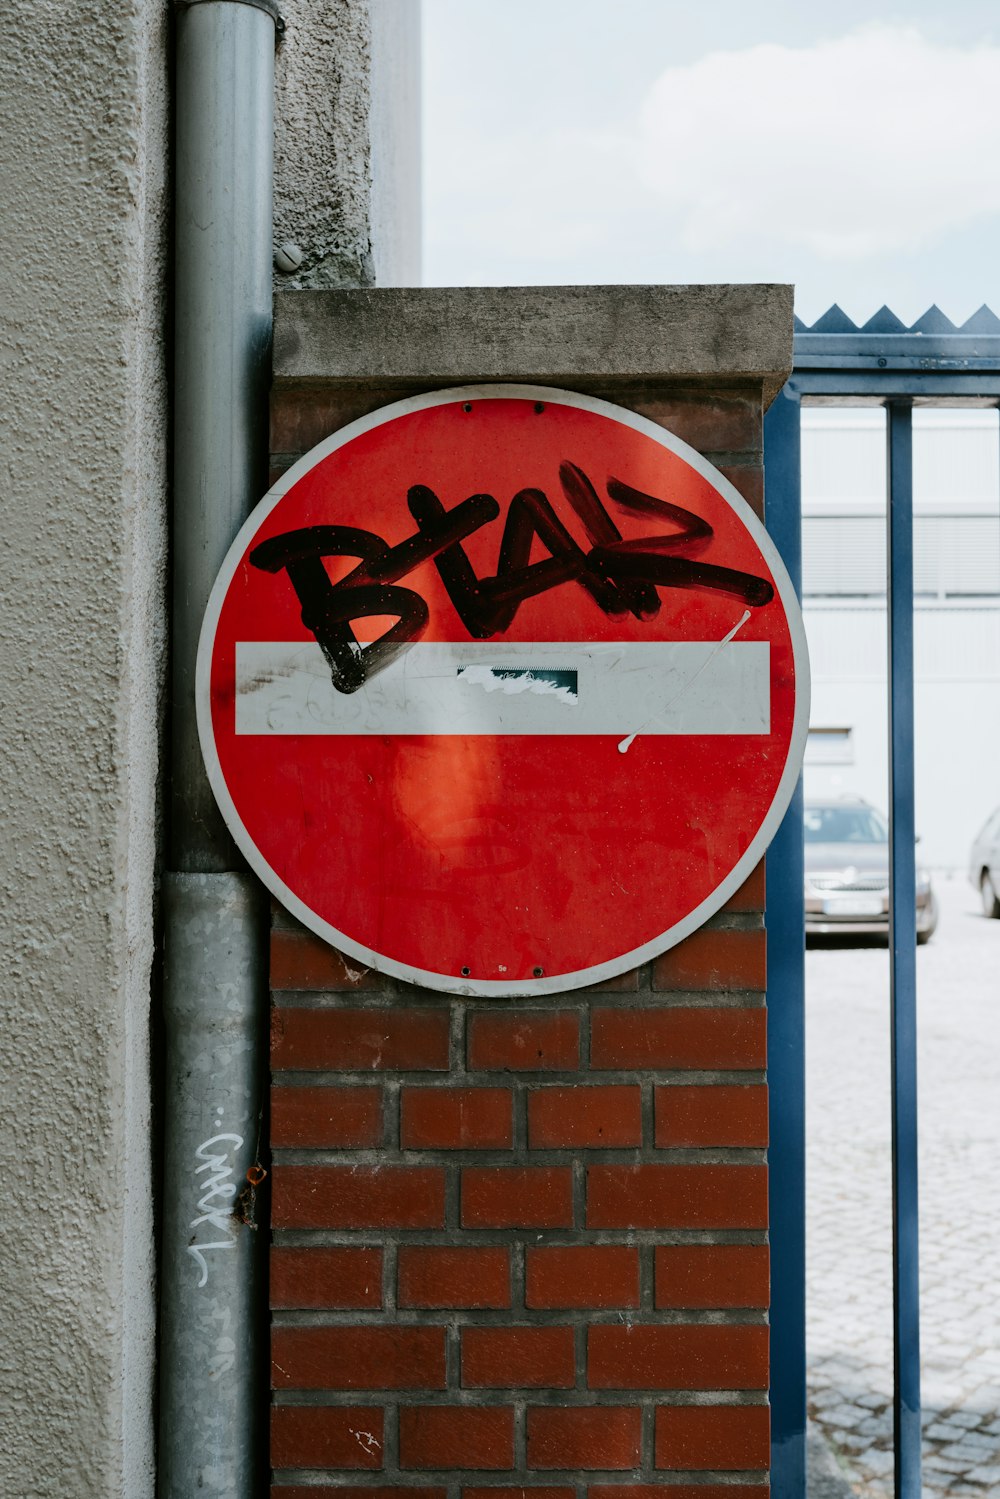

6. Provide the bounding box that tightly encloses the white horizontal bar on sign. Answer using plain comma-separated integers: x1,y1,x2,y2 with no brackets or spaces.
234,640,770,736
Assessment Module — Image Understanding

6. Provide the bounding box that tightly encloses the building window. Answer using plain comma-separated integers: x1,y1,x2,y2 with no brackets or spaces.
805,727,854,765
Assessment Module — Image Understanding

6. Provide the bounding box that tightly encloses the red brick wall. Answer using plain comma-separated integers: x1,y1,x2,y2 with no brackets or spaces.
268,378,770,1496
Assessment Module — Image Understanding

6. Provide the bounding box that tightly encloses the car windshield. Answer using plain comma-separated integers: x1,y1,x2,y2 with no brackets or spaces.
804,806,888,844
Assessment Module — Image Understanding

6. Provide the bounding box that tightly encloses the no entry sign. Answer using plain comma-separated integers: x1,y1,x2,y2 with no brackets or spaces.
198,385,809,995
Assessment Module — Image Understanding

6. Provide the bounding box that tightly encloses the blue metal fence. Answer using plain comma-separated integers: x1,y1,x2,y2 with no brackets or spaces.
763,384,807,1499
764,304,1000,1499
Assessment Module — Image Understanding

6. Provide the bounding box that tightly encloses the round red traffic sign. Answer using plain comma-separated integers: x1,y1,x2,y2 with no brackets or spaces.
198,385,809,995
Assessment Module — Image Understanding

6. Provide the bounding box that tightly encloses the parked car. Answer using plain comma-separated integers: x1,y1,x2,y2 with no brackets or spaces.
804,797,938,942
968,806,1000,918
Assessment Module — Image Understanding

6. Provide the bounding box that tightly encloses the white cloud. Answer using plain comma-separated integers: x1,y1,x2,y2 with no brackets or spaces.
426,120,637,273
637,25,1000,260
424,20,1000,318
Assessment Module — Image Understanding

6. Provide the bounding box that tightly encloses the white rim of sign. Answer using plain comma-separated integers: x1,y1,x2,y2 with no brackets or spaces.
197,383,811,997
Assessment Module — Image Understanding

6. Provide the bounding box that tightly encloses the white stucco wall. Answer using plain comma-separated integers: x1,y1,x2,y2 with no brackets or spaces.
274,0,422,288
0,1,421,1494
0,2,169,1494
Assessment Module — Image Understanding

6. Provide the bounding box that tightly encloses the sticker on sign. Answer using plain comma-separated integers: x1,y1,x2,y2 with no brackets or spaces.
198,384,809,996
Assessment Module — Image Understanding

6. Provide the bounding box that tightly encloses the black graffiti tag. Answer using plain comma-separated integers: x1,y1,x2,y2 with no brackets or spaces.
249,461,774,695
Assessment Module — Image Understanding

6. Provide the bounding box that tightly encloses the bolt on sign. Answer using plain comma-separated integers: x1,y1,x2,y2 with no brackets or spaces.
198,386,809,996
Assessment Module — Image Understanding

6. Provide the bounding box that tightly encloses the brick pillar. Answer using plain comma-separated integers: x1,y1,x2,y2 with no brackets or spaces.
265,285,791,1497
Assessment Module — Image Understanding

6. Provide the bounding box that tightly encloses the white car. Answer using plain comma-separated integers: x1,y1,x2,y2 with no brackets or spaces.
969,806,1000,918
804,798,937,943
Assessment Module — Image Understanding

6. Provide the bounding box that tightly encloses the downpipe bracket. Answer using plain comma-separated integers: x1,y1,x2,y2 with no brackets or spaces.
175,0,283,22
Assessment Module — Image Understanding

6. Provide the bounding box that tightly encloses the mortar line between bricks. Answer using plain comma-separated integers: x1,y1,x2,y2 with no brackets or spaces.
271,1389,770,1406
640,1079,654,1151
271,1466,770,1486
476,995,767,1007
465,996,589,1011
511,1239,526,1314
622,991,766,1006
273,1068,768,1086
376,1076,391,1150
271,1308,769,1327
702,911,765,931
447,1321,460,1391
574,1323,586,1392
640,1244,655,1313
579,1004,592,1067
700,448,763,466
386,1078,401,1151
271,990,766,1010
273,991,451,1008
450,1001,464,1076
272,1228,769,1248
444,1161,460,1230
384,1399,399,1478
641,1399,655,1478
572,1160,586,1229
515,1398,526,1469
272,1146,768,1167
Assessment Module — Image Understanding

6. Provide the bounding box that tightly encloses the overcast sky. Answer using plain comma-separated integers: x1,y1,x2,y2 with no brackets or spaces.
421,1,1000,326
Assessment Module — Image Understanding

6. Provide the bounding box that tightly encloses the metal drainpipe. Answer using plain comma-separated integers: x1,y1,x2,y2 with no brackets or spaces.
160,2,277,1494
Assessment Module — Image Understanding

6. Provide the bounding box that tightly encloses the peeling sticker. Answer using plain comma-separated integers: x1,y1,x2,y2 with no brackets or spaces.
456,664,578,702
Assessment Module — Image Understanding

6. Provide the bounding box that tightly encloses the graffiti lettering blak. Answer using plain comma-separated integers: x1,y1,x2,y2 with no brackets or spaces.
249,461,774,695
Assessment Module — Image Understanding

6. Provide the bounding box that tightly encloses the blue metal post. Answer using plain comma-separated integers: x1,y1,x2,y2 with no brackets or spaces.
886,402,922,1499
764,383,807,1499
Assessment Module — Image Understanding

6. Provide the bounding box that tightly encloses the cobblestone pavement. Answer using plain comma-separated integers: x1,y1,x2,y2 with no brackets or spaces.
806,876,1000,1496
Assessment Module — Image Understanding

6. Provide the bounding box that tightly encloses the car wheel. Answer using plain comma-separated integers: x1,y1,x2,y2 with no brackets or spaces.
981,871,1000,919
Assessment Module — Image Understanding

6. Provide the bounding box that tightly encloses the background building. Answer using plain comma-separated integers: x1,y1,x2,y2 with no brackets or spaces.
802,409,1000,869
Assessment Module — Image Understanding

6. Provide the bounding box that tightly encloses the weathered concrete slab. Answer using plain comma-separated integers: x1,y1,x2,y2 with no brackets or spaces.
274,284,794,404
